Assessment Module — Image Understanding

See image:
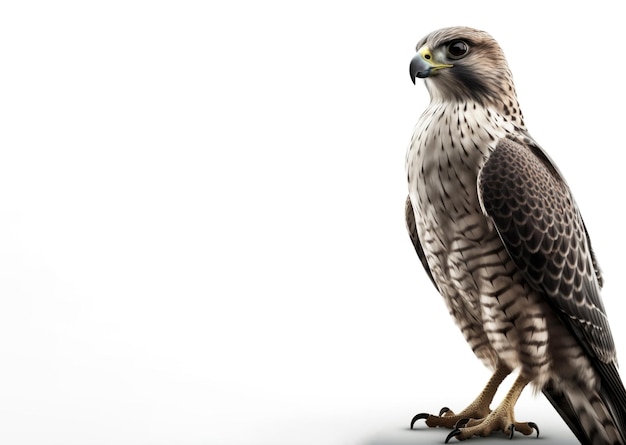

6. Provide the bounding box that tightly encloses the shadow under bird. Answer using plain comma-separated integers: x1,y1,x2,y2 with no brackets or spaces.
405,26,626,444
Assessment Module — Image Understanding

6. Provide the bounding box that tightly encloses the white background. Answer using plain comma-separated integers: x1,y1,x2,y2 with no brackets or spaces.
1,1,624,444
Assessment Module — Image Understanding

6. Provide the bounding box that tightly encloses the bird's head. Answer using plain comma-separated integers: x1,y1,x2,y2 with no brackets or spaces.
410,27,517,107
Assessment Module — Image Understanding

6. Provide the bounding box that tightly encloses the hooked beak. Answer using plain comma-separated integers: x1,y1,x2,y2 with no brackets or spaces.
410,46,453,84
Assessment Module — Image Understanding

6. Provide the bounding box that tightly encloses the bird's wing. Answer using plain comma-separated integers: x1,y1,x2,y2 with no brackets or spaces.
405,195,439,292
477,137,613,363
478,137,626,441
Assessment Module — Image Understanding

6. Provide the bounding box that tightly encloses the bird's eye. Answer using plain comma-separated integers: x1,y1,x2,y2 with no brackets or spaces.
447,40,469,59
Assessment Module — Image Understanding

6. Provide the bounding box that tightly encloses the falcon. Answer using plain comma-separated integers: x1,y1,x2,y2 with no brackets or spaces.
405,26,626,444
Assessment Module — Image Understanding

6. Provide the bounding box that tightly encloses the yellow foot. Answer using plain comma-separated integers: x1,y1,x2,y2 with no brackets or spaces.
410,405,491,430
444,406,539,442
410,366,512,431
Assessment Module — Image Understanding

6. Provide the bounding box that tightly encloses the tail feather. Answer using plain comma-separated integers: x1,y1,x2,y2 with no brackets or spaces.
597,362,626,444
542,383,586,443
544,363,626,445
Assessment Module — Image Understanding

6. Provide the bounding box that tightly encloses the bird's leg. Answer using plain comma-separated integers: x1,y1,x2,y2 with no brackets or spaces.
445,373,539,442
411,365,510,429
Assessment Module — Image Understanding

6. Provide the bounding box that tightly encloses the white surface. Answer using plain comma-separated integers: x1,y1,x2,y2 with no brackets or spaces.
0,1,624,444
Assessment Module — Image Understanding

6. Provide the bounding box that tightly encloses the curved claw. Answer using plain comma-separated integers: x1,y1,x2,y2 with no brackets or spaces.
508,424,515,440
445,428,461,444
410,413,430,429
439,406,451,416
454,418,470,429
528,422,540,438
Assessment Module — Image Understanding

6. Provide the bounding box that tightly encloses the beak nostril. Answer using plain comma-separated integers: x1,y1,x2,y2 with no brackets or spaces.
425,54,431,60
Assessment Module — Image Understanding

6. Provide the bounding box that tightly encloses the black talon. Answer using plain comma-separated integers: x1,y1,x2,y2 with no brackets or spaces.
508,424,515,440
528,422,540,438
454,418,470,428
445,428,461,443
410,413,430,429
439,406,451,416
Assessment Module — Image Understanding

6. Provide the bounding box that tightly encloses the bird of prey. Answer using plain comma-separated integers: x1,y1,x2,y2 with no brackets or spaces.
405,26,626,444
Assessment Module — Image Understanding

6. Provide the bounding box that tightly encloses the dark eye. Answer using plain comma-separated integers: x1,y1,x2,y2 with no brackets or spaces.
447,40,469,59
